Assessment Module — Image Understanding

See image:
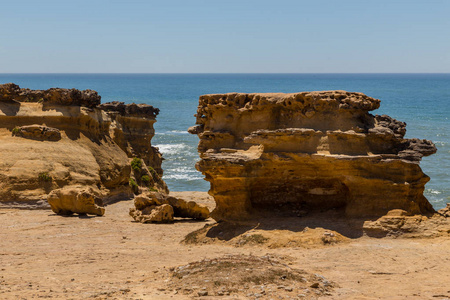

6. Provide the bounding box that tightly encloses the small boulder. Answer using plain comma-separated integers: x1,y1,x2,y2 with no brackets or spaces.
134,195,161,210
140,204,174,223
48,186,105,216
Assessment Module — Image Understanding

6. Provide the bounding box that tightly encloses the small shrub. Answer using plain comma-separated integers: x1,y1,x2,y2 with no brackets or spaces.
148,187,157,192
148,166,157,176
141,175,151,184
38,172,52,182
131,158,142,172
129,178,139,194
11,127,21,136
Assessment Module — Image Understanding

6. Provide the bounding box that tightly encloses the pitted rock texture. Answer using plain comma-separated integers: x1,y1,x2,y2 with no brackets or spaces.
0,83,166,209
12,125,61,141
99,101,164,174
129,192,210,223
0,83,101,108
190,91,437,221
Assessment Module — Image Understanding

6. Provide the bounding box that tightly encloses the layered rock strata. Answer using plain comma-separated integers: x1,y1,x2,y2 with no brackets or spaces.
129,192,210,223
189,91,437,221
0,83,166,212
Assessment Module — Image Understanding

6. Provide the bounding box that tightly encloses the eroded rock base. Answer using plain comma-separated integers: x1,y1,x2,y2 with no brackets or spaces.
184,208,450,247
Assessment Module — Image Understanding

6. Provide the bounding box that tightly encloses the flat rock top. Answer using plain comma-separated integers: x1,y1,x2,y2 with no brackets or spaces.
198,90,381,111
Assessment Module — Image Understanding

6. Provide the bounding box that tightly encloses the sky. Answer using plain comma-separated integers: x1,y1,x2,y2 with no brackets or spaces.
0,0,449,73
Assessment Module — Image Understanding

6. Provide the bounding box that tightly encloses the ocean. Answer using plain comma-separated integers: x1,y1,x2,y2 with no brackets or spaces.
0,74,448,209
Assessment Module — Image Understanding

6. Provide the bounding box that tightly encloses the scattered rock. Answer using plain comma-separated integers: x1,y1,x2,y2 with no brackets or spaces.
310,282,320,289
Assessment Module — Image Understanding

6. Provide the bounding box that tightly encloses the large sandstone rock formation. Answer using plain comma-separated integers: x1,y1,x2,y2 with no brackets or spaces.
189,91,437,221
0,83,167,212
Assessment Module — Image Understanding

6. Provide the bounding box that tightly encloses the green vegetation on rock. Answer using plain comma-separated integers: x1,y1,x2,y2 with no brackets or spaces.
38,172,52,182
131,158,142,172
141,175,151,184
11,127,21,135
129,178,139,194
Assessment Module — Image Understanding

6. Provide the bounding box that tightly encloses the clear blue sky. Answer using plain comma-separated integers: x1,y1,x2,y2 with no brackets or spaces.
1,0,449,73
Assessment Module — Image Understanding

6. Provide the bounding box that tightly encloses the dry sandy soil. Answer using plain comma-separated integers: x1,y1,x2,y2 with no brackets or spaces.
1,191,450,300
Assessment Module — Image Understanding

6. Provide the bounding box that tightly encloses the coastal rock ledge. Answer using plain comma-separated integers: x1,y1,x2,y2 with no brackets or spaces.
189,91,437,221
0,83,167,211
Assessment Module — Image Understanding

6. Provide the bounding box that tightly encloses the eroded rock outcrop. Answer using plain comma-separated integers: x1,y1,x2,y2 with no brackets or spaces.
362,208,450,237
0,83,166,212
129,192,210,223
190,91,437,221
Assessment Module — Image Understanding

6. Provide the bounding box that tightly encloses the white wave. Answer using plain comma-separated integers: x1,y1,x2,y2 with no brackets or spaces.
168,166,198,173
426,189,442,195
164,173,203,180
434,141,448,147
155,143,187,155
170,130,189,134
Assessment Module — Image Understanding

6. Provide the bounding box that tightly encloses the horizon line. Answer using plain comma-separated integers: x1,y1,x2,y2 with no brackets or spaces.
1,72,449,75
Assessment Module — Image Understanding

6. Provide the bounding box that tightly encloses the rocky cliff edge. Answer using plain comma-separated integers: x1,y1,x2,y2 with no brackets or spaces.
0,83,167,210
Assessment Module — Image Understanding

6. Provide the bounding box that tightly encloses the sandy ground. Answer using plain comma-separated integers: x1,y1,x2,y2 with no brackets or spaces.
1,191,450,300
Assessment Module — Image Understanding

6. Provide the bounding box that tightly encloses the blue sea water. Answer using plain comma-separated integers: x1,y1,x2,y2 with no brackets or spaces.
0,74,448,209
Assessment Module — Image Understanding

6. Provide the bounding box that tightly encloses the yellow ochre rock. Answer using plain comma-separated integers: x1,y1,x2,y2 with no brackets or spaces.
189,91,437,221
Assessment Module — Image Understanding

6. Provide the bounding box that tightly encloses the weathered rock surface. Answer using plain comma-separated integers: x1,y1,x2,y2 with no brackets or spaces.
130,203,174,223
165,196,210,220
47,186,105,216
363,208,450,238
437,203,450,217
12,125,61,141
190,91,437,221
0,82,101,108
129,192,210,223
0,83,166,210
